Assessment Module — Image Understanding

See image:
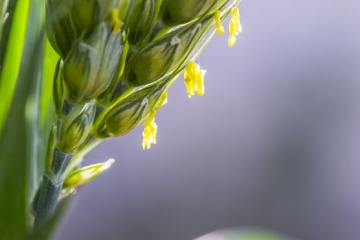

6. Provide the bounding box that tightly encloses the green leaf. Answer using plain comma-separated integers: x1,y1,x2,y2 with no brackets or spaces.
0,0,31,136
0,0,10,38
0,0,17,77
0,0,46,238
41,38,58,131
36,37,58,191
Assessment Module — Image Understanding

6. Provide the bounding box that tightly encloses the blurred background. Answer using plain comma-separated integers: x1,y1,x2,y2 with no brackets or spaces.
56,0,360,239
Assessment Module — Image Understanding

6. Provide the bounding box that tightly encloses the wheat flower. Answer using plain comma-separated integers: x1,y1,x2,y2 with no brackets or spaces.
32,0,244,227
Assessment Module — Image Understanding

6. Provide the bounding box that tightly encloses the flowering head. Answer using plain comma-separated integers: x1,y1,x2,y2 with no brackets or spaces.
33,0,245,223
46,0,243,150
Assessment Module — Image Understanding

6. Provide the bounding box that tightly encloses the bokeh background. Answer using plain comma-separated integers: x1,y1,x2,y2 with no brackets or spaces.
56,0,360,239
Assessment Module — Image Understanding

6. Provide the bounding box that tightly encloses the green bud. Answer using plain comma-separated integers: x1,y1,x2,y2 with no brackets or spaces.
97,96,149,138
46,0,79,59
70,0,101,33
63,158,114,189
57,103,95,153
95,84,165,138
63,22,123,103
70,0,119,34
125,0,164,45
163,0,229,26
126,16,213,86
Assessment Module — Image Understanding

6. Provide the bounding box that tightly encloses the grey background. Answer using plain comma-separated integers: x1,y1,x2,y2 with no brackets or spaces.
56,0,360,239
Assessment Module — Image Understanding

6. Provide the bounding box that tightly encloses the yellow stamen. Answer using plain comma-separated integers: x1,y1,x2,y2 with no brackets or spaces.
214,10,225,35
232,7,242,34
228,19,237,47
112,9,123,35
195,70,205,96
184,61,206,98
142,111,157,149
228,7,242,47
141,91,168,149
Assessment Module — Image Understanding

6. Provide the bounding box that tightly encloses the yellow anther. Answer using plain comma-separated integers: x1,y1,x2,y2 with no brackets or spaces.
142,111,157,149
195,70,205,96
228,19,237,47
232,7,242,34
214,10,225,35
141,92,168,149
184,61,206,98
112,9,123,35
228,7,242,48
142,123,157,149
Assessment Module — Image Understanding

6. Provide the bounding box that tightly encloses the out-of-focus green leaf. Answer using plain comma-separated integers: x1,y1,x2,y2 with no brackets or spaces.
0,0,10,37
35,37,58,194
41,38,57,131
0,0,17,75
0,0,30,136
24,0,49,202
0,0,46,238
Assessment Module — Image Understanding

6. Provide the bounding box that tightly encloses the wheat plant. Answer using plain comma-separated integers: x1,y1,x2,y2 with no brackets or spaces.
0,0,243,239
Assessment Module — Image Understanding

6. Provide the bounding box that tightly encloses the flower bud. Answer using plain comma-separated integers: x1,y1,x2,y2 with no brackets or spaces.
70,0,101,33
63,22,122,103
95,84,165,138
46,0,79,59
96,95,149,138
126,16,213,86
126,36,181,86
70,0,119,34
57,103,95,153
163,0,229,26
125,0,164,45
63,158,114,189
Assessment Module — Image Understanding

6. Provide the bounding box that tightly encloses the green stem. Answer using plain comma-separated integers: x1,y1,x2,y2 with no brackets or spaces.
33,133,100,226
34,147,73,226
33,175,62,226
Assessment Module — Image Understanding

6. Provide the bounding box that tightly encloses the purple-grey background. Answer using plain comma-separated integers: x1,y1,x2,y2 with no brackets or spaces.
56,0,360,239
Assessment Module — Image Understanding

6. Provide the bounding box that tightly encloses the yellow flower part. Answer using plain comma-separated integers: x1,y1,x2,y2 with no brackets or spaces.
232,7,242,34
111,9,123,35
228,7,242,48
141,91,168,149
184,61,206,98
214,10,225,35
142,110,158,149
